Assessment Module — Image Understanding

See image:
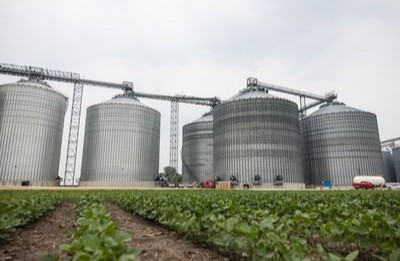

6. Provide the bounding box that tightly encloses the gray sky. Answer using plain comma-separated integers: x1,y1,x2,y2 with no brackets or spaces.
1,0,399,179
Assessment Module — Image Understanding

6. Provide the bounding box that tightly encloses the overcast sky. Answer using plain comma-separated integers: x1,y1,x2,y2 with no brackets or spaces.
1,0,399,179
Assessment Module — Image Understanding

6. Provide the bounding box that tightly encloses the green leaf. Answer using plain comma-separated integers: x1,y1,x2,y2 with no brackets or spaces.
115,231,132,243
389,251,400,261
381,241,397,251
118,254,138,261
72,251,92,261
345,250,359,261
316,244,325,254
328,253,343,261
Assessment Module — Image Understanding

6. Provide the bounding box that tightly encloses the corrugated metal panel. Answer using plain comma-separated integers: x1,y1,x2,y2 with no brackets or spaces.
301,102,384,186
213,87,304,184
182,112,213,183
393,147,400,182
80,95,160,184
382,150,396,182
0,80,68,185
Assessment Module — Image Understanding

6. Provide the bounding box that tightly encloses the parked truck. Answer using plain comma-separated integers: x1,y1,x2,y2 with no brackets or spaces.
352,176,385,190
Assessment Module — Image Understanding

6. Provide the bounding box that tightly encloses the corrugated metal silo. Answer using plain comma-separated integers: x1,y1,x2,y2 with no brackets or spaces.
393,146,400,182
301,102,384,186
182,111,213,183
0,80,68,186
213,86,304,187
80,94,160,187
382,150,396,182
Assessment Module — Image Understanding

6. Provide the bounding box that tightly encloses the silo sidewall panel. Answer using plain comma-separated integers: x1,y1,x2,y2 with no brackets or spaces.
213,98,304,185
393,148,400,182
382,151,395,182
80,101,160,186
182,118,213,183
0,82,67,185
301,111,384,186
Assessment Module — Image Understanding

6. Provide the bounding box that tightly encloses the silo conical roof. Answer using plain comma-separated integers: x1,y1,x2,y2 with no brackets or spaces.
93,93,160,115
101,94,147,106
18,79,52,89
4,79,67,97
227,86,275,101
308,102,363,117
193,111,213,123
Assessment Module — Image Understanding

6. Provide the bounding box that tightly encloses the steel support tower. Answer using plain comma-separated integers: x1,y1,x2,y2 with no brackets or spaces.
169,101,179,170
127,92,220,172
125,91,220,172
64,82,84,186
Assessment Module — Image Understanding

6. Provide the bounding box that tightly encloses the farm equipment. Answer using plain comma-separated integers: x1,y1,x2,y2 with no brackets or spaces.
154,176,169,187
273,175,283,186
322,180,332,189
229,175,238,185
253,175,261,186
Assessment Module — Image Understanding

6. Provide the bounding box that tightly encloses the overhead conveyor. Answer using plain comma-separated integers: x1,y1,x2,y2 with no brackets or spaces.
0,62,220,186
246,77,337,117
1,62,337,186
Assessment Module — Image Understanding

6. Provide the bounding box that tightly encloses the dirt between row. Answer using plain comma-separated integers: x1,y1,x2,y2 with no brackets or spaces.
0,201,227,261
105,202,227,261
0,202,75,261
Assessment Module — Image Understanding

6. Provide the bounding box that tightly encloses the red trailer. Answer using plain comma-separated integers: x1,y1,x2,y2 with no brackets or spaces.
203,180,215,189
353,181,375,190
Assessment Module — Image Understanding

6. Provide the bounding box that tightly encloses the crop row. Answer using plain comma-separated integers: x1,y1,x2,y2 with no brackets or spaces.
0,191,66,241
0,192,138,260
58,196,138,260
108,190,400,260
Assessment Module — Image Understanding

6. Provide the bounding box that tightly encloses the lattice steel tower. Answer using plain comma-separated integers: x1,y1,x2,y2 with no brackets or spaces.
64,82,84,186
169,100,179,170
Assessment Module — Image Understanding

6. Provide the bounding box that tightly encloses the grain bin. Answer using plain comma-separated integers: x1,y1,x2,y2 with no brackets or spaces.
393,146,400,182
301,102,383,186
182,111,213,183
213,86,304,187
382,150,396,183
0,80,68,186
80,94,160,187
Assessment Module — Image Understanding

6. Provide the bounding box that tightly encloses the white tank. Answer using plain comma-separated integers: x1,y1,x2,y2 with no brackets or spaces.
353,176,385,187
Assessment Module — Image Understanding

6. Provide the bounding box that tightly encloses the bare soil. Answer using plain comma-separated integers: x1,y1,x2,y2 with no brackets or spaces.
0,202,75,261
105,202,227,261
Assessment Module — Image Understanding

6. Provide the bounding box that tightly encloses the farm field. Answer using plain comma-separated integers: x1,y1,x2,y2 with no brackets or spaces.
0,190,399,261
